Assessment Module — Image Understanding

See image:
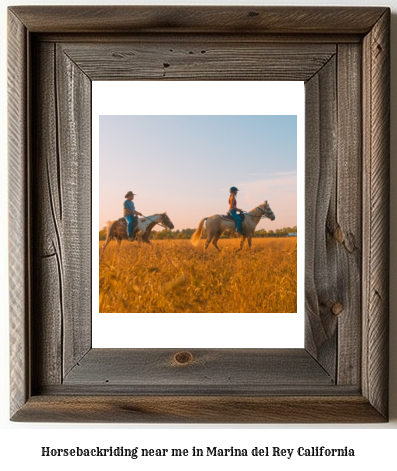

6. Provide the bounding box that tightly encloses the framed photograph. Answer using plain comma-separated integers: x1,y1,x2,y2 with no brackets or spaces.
93,82,304,349
8,6,390,423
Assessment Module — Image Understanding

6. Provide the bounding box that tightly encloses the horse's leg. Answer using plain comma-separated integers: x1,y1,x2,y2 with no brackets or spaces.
237,236,246,252
100,240,107,262
212,233,221,252
141,234,151,245
136,232,147,248
247,236,252,249
100,223,114,259
101,238,109,253
141,229,152,246
100,238,109,260
205,234,214,250
143,237,153,247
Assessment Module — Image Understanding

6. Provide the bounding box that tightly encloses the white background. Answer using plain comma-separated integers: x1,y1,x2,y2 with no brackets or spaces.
92,81,305,348
1,0,396,469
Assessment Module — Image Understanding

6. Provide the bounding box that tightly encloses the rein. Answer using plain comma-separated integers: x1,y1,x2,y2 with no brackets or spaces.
244,206,273,219
141,214,169,229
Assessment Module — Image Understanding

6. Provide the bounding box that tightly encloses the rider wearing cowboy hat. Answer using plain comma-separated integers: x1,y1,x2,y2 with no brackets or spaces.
124,191,142,241
228,186,245,236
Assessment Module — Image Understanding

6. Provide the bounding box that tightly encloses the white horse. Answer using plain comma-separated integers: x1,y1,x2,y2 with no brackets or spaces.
101,213,174,253
191,201,275,251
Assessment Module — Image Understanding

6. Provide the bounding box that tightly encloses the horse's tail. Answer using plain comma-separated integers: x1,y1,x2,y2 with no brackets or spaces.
106,220,116,241
191,218,207,246
101,221,115,255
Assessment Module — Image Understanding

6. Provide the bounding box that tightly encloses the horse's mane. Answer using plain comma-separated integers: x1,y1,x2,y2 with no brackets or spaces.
149,212,166,216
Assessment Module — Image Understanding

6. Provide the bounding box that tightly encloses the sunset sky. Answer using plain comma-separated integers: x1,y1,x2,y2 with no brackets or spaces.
99,114,298,232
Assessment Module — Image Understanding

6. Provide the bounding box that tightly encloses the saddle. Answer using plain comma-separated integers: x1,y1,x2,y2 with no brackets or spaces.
117,216,138,226
221,212,245,222
117,217,128,226
117,216,138,237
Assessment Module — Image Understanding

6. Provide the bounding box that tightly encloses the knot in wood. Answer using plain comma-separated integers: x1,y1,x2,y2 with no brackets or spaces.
331,302,344,316
174,351,193,365
333,225,344,244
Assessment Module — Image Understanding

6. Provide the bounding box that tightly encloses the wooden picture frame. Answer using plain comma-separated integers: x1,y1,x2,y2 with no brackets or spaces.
8,6,390,423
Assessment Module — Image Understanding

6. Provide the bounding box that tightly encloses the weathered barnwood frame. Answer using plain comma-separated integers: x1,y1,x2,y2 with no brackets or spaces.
8,6,390,422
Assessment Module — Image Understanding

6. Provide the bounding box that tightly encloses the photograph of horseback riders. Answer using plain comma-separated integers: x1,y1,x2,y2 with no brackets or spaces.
98,114,299,314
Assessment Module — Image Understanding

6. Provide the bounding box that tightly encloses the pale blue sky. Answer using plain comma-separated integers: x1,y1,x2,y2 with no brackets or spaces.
99,115,297,231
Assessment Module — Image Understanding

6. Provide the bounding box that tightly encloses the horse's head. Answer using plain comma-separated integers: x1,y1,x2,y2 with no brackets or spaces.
160,213,175,230
261,201,275,221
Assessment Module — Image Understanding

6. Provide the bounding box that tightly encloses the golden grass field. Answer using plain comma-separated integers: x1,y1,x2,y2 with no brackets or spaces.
99,237,297,313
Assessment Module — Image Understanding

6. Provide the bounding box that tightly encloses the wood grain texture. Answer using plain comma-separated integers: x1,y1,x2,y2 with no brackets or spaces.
56,45,92,377
8,10,29,419
11,396,385,424
60,42,335,81
62,349,333,392
32,42,63,387
9,6,387,34
34,33,363,45
304,56,338,378
8,6,390,423
335,44,362,386
362,9,390,419
31,42,92,387
304,42,363,386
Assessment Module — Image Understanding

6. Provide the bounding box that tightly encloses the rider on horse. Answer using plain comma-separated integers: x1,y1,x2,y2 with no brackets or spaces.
124,191,142,241
228,187,245,236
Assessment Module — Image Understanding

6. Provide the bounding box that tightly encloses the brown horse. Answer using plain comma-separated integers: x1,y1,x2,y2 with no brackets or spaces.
101,212,174,254
191,201,275,251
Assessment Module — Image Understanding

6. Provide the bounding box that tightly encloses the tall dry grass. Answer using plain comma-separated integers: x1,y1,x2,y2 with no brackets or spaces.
99,238,297,313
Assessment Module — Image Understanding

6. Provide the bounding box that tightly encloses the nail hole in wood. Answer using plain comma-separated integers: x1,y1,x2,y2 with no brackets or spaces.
174,351,193,364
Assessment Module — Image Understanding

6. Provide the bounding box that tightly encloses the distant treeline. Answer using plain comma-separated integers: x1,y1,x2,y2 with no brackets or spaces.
99,226,297,240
